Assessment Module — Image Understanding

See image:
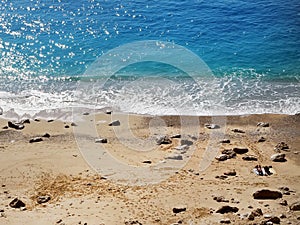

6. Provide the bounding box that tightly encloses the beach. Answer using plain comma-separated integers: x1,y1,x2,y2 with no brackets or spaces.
0,113,299,225
0,0,300,224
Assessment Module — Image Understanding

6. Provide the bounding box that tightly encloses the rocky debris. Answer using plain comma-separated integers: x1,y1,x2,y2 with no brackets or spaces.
189,135,197,140
278,186,293,195
71,122,77,126
213,196,229,203
2,126,8,129
8,121,24,130
270,153,286,162
175,145,188,153
175,145,189,150
248,208,263,220
47,119,54,122
95,138,108,143
216,154,228,161
257,122,269,127
125,220,142,225
108,120,120,126
165,154,183,160
220,139,230,144
290,201,300,211
240,213,249,219
37,195,51,204
64,125,70,128
231,128,245,133
142,160,152,164
29,137,43,143
172,206,186,214
215,175,228,180
216,205,239,214
0,107,3,115
279,199,288,206
220,218,231,224
156,135,172,145
224,169,236,176
242,155,258,161
42,133,50,138
261,216,280,224
233,147,249,154
278,186,289,191
204,124,220,129
279,214,286,219
82,112,89,115
170,134,181,138
231,199,240,204
274,142,289,152
180,139,193,146
263,214,272,219
20,119,30,124
34,119,40,122
221,149,236,159
258,137,266,142
9,198,25,208
253,189,282,200
106,110,112,114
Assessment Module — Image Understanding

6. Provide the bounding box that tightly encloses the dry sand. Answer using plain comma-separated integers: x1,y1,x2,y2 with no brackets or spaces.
0,113,299,225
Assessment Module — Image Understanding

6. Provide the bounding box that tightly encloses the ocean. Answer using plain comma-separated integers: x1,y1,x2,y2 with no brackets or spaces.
0,0,299,118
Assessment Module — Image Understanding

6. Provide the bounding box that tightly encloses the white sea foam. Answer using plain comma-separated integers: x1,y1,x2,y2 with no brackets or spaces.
0,73,299,121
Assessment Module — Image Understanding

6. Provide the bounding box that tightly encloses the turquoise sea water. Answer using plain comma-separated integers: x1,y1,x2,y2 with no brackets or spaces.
0,0,299,117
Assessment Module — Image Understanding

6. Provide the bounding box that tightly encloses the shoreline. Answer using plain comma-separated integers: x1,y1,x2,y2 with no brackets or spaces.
0,105,299,123
0,112,299,224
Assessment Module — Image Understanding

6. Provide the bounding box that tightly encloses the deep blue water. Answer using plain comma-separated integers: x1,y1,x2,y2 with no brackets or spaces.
0,0,299,117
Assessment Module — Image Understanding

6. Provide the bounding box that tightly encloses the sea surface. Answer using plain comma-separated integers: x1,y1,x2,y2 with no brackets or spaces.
0,0,299,118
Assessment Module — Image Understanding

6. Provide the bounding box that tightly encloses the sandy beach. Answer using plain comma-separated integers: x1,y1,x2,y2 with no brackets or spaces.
0,113,299,225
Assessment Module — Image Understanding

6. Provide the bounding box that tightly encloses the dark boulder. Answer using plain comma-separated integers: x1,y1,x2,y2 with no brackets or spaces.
233,147,248,154
274,142,289,152
9,198,25,208
216,205,239,214
257,122,269,127
108,120,120,126
95,138,108,143
8,121,24,130
220,139,230,144
42,133,50,138
29,137,43,143
170,134,181,138
242,155,258,161
180,139,193,146
172,206,186,214
231,129,245,133
37,195,51,204
270,153,286,162
204,124,220,129
290,201,300,211
253,189,282,200
156,135,172,145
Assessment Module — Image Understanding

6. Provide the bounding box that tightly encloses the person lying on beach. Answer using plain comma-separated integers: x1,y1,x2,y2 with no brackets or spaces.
254,165,264,176
253,165,273,176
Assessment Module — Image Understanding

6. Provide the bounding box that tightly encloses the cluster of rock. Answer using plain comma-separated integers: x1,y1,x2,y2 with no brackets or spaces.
209,187,299,224
216,121,290,164
215,147,258,162
6,119,30,130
